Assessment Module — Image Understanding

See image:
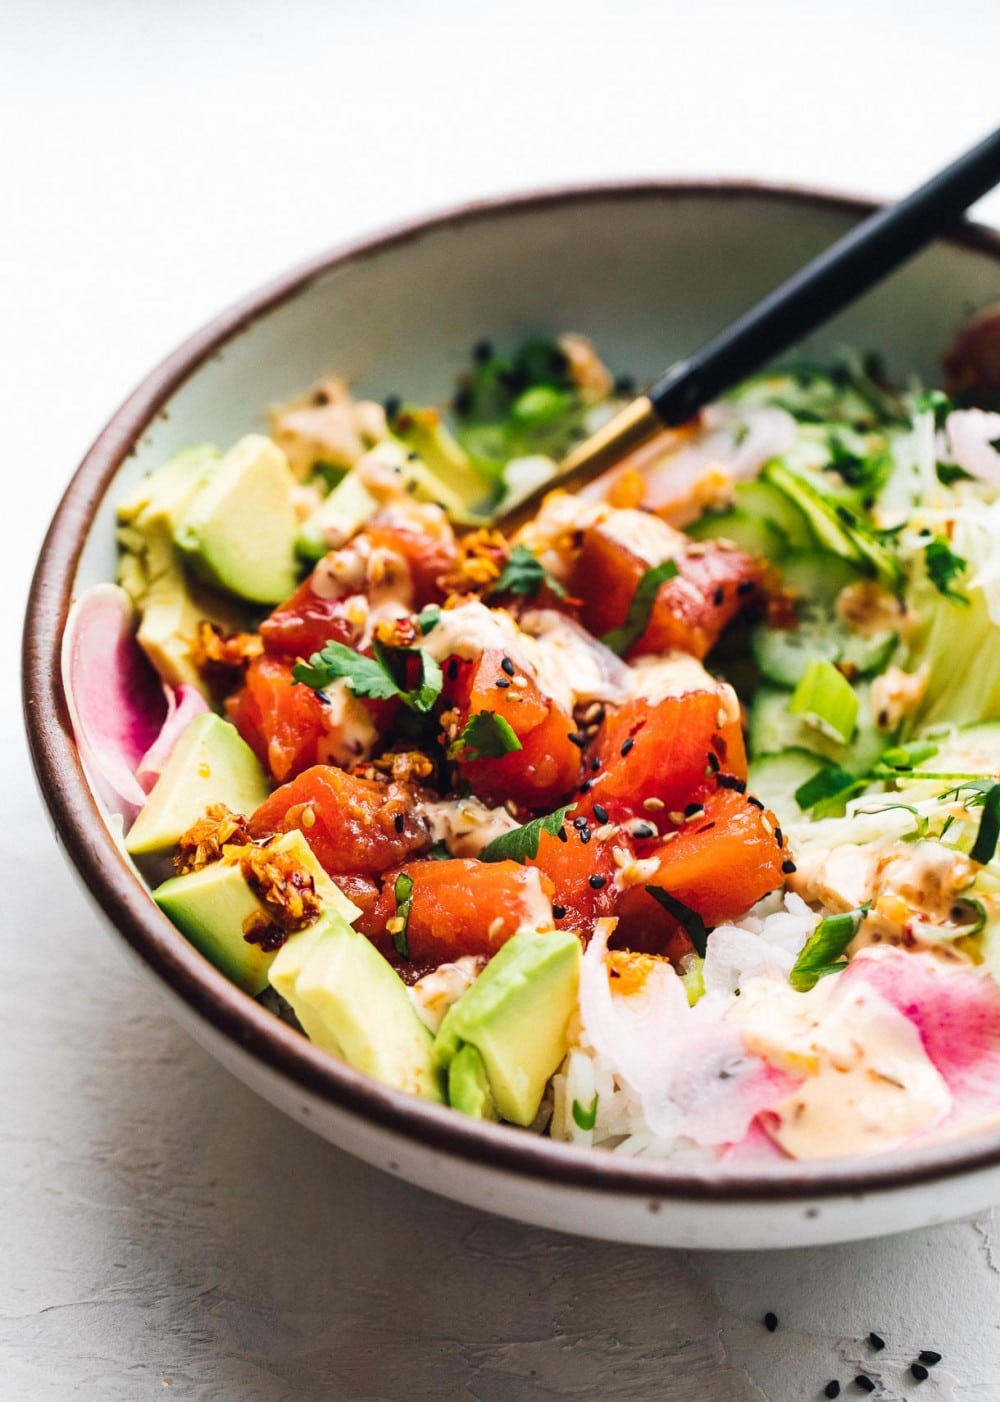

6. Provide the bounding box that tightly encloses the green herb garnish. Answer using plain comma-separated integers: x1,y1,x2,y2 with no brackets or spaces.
481,804,576,863
601,559,680,655
492,544,567,600
794,764,860,811
392,872,415,959
417,603,442,634
924,537,969,605
292,640,443,714
970,782,1000,865
790,902,871,992
449,711,523,762
913,389,954,429
644,886,711,958
572,1094,599,1131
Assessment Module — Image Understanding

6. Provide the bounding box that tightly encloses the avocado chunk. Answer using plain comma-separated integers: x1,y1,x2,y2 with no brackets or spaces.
447,1043,498,1120
117,445,246,693
392,407,496,516
152,830,361,995
295,434,492,562
435,928,581,1126
269,914,444,1102
125,713,269,859
174,434,300,604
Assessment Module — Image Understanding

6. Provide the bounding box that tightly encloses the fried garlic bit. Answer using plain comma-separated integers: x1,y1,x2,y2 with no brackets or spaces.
191,620,263,679
241,845,323,949
174,803,251,875
438,528,508,598
368,750,436,785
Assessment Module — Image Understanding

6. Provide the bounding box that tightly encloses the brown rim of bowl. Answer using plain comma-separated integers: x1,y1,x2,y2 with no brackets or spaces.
23,178,1000,1206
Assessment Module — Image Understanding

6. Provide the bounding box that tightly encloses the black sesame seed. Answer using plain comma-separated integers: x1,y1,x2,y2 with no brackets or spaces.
621,737,635,756
580,779,594,793
717,773,747,793
589,874,607,889
684,803,704,817
737,579,756,596
568,731,588,749
495,678,511,689
579,827,592,844
781,859,797,874
383,395,401,420
552,903,567,920
911,1362,929,1382
446,659,460,681
854,1378,875,1395
393,813,404,834
501,656,516,676
763,1312,778,1332
868,1333,886,1352
747,795,764,810
473,338,494,363
593,803,609,824
573,816,589,830
918,1351,942,1366
631,822,656,839
713,585,725,606
706,751,720,773
614,372,636,395
824,1383,840,1400
591,756,602,772
557,827,569,843
774,827,783,846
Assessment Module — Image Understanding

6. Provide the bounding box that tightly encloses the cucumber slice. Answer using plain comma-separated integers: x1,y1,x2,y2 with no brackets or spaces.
776,550,864,609
733,479,814,549
748,749,830,827
762,459,901,589
748,681,889,773
838,628,899,678
687,508,786,561
751,620,841,687
751,617,899,686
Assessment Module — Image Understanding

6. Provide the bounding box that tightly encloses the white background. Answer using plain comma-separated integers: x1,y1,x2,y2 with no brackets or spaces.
4,2,1000,1398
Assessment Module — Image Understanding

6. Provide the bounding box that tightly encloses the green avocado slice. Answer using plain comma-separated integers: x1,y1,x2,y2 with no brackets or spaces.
125,713,269,859
435,928,581,1126
152,830,360,996
269,913,444,1103
174,435,300,604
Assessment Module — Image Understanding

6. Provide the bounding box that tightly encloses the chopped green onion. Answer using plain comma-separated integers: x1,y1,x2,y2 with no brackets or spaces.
572,1094,599,1130
788,660,859,742
790,902,871,992
794,764,859,810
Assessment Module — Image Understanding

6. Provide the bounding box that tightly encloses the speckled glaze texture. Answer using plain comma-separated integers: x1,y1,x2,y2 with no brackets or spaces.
24,182,1000,1249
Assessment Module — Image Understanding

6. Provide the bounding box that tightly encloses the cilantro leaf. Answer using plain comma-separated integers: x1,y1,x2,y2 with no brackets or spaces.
601,559,680,655
481,804,576,863
789,902,870,992
417,603,441,634
292,639,443,714
644,886,711,958
925,536,969,605
449,711,523,762
572,1094,599,1131
492,544,567,600
392,872,414,959
292,642,401,699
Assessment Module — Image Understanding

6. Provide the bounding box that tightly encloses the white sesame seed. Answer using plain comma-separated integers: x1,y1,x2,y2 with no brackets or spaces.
488,916,505,939
642,797,665,812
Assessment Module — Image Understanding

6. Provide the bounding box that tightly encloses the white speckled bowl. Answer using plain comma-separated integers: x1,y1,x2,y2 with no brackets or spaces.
24,182,1000,1249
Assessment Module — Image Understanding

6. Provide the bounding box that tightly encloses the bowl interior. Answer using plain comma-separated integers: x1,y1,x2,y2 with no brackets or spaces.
35,183,1000,1224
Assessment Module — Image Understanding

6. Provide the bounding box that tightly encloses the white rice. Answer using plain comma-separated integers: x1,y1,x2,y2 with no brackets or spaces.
550,894,817,1157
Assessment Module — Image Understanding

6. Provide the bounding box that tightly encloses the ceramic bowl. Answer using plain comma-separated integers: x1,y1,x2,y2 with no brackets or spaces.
24,182,1000,1250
